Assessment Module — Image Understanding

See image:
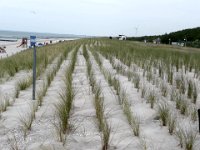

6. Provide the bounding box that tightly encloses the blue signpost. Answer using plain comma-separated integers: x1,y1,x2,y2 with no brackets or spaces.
30,36,36,100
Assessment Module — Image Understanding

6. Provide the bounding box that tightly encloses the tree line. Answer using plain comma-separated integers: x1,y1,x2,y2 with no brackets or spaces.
127,27,200,48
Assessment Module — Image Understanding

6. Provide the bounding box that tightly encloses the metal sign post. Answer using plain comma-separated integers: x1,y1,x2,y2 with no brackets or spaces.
198,109,200,133
30,36,36,100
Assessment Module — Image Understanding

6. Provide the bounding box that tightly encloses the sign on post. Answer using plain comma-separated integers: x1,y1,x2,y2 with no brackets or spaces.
30,36,36,46
30,36,37,100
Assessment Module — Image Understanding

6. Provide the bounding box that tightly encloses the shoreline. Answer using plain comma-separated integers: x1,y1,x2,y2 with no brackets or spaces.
0,38,79,58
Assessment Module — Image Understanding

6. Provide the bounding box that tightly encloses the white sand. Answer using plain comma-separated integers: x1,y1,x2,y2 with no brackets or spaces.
0,41,199,150
97,50,200,150
24,53,73,150
0,52,67,149
0,38,77,59
67,47,101,149
88,49,140,149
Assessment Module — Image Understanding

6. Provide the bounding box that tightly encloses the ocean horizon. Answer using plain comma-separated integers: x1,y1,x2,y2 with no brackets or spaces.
0,30,83,40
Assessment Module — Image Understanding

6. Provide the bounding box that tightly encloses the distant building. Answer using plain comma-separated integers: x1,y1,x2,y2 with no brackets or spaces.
153,38,161,44
172,42,185,47
171,42,178,46
118,35,127,40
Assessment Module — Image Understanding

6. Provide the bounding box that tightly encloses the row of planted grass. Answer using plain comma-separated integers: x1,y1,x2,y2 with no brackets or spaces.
55,47,78,145
0,40,80,79
94,39,200,78
0,41,81,131
93,39,198,150
83,45,111,150
98,40,198,115
91,49,141,137
8,46,76,139
94,39,200,115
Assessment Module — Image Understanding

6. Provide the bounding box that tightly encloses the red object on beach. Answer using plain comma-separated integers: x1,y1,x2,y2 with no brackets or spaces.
17,38,28,48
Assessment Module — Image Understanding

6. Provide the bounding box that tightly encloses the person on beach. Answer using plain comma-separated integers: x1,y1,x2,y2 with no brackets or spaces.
0,46,6,53
17,38,28,48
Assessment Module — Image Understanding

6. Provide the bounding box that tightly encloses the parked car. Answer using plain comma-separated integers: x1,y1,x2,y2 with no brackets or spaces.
36,43,44,47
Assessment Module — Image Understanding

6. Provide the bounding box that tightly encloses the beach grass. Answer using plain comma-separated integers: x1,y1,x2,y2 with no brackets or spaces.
0,40,78,79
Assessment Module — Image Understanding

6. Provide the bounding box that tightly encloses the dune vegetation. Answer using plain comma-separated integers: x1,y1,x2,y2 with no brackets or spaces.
0,39,199,150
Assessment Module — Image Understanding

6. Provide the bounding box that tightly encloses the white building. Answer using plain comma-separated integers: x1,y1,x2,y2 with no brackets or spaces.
118,35,127,40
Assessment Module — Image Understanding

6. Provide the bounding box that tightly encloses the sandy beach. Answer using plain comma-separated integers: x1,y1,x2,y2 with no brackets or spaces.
0,38,77,59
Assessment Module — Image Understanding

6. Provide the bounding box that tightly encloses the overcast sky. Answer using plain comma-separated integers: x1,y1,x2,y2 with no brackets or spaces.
0,0,200,36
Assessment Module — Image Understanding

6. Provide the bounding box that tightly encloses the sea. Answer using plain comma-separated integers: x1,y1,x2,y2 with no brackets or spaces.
0,30,82,42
